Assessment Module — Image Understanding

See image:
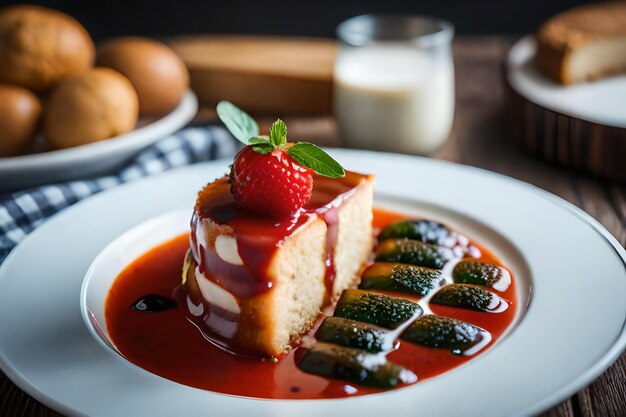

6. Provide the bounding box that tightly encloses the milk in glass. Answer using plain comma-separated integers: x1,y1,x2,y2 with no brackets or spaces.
334,16,455,155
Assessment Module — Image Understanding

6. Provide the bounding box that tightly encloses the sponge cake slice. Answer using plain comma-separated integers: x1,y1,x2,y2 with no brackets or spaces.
184,171,374,357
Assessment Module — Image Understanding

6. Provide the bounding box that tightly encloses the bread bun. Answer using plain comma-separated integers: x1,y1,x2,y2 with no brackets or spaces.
97,37,189,115
0,5,94,92
44,68,139,149
0,85,42,157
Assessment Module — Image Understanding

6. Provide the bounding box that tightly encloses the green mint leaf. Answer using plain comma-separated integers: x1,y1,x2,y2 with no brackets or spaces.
287,142,345,178
269,119,287,147
216,101,259,144
248,135,271,145
252,143,274,154
249,136,274,155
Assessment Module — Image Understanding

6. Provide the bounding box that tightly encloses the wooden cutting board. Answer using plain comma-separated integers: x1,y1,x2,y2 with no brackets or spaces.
168,36,337,116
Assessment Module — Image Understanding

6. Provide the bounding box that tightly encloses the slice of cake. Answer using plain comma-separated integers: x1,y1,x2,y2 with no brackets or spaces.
184,172,373,357
181,101,374,357
536,2,626,84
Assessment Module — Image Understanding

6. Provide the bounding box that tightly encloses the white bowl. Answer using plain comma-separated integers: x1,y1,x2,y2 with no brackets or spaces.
81,209,190,354
80,193,532,384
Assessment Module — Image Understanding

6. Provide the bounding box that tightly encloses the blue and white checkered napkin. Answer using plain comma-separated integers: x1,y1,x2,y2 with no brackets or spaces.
0,126,240,264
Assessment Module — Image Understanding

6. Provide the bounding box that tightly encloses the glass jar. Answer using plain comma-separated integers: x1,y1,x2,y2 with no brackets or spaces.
335,15,455,155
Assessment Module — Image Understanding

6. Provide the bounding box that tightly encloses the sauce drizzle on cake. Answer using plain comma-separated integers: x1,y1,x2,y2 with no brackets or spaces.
190,172,363,299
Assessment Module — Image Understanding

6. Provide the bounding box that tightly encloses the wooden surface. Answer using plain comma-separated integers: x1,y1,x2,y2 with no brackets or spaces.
1,36,625,417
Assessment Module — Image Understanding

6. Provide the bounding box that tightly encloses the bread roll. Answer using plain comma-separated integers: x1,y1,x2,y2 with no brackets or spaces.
97,37,189,115
44,68,139,149
0,5,94,92
0,85,42,157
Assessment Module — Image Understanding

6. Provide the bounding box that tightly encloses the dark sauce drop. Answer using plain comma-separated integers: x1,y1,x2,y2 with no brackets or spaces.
131,294,177,312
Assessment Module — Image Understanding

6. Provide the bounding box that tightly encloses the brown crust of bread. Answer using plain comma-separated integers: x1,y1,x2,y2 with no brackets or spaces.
535,36,571,84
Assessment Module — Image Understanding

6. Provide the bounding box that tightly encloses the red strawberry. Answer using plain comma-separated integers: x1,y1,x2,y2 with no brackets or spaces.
230,146,313,218
217,102,345,217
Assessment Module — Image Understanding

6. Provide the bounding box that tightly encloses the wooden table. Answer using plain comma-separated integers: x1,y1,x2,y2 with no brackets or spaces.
1,36,624,417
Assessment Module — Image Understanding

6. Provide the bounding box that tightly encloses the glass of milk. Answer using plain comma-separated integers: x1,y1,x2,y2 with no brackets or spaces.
335,15,455,155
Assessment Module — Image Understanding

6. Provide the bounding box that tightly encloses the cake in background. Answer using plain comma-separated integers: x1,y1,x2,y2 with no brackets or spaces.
536,1,626,84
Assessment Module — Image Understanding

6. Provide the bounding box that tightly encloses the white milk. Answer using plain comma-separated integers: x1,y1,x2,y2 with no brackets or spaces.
334,45,454,155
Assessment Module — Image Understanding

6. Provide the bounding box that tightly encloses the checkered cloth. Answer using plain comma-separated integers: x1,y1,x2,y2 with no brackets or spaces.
0,126,240,264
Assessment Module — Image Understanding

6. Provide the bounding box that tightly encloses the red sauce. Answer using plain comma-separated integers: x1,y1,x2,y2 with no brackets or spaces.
105,209,519,399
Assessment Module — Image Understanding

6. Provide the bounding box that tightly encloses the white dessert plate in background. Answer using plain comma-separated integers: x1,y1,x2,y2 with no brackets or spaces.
0,90,198,192
507,36,626,128
0,149,624,417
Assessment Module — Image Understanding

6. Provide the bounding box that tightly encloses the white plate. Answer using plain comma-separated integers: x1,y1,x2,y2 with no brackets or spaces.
507,36,626,128
0,149,624,417
0,90,198,191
